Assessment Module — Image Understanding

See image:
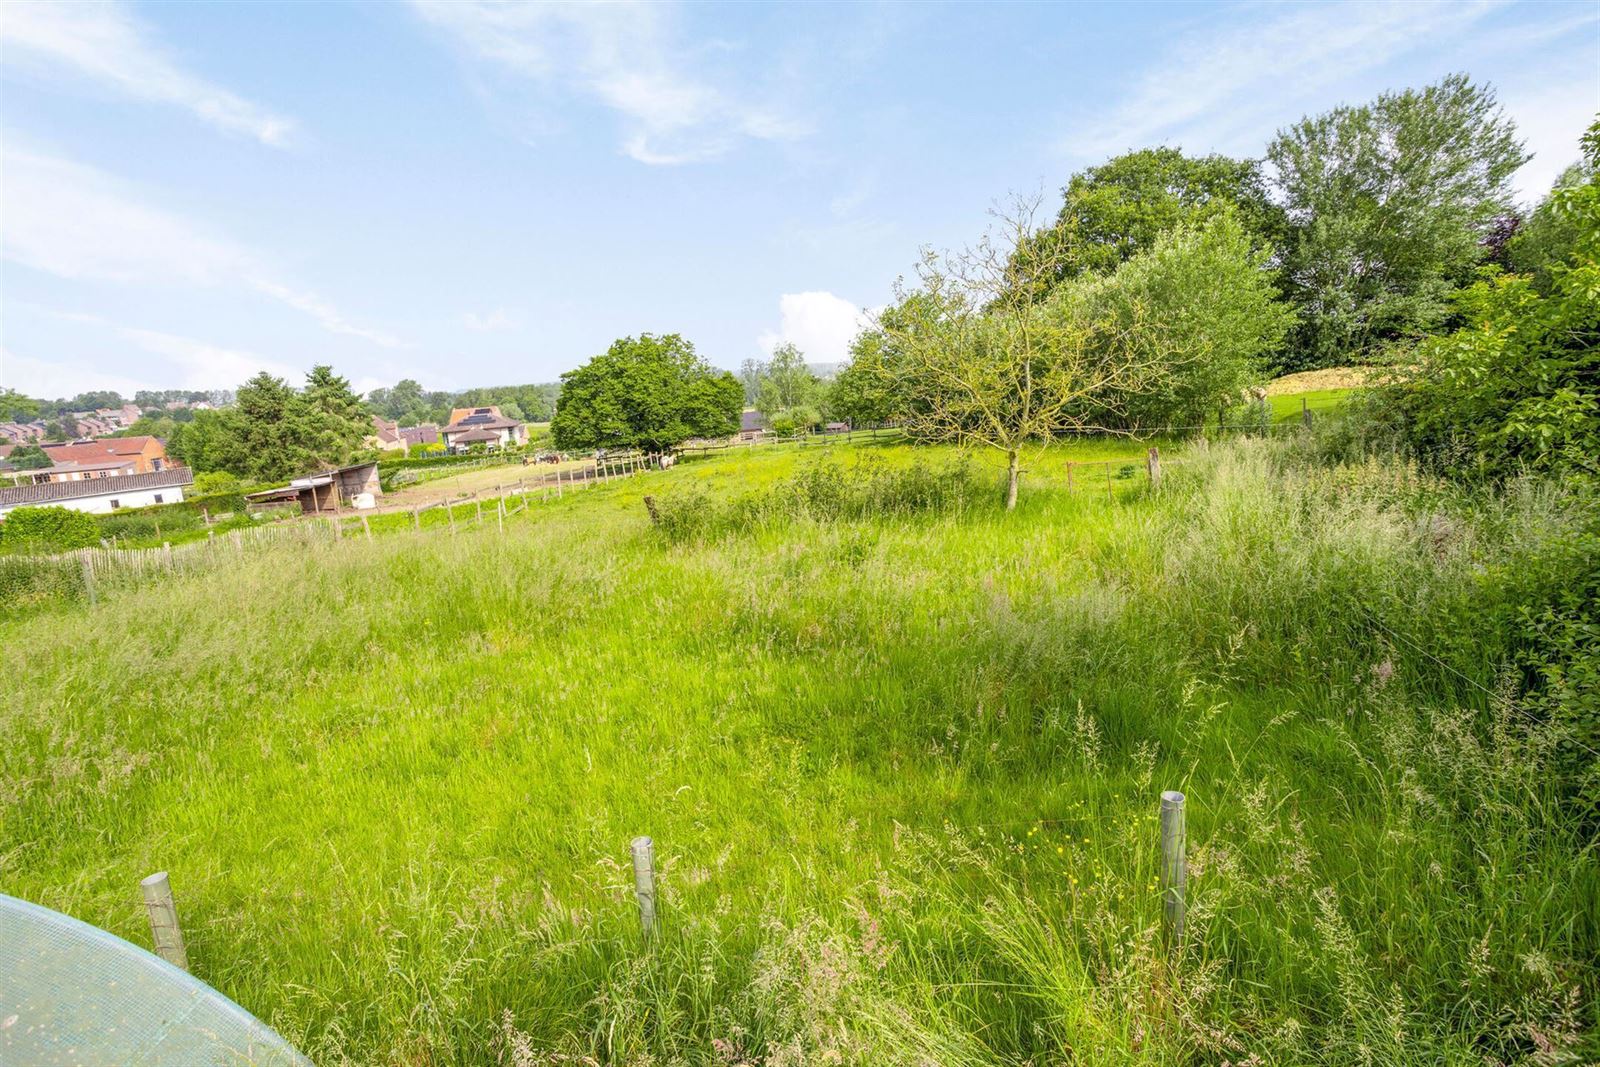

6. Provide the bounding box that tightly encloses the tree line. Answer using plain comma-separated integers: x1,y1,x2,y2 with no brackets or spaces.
814,75,1596,503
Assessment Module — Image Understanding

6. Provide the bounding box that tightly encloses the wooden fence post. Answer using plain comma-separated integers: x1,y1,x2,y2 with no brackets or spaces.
163,541,173,569
362,514,372,540
1160,790,1187,950
81,552,97,607
496,497,505,534
475,498,483,525
1146,447,1161,488
446,497,456,535
1066,461,1075,493
1302,397,1313,428
412,506,421,532
631,836,657,937
1104,462,1114,503
140,871,189,971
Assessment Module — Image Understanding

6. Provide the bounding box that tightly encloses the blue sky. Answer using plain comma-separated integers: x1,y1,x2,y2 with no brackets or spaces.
2,0,1597,400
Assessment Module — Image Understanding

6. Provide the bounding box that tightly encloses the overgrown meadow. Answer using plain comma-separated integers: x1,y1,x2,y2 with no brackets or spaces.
3,434,1596,1064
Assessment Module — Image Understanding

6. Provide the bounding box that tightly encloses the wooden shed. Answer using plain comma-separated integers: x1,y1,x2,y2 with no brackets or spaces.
246,461,382,514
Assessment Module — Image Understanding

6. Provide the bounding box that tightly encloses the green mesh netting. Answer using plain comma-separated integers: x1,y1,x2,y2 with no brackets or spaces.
0,893,310,1066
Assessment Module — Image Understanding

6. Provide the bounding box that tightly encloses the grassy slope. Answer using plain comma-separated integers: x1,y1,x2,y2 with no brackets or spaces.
3,435,1595,1064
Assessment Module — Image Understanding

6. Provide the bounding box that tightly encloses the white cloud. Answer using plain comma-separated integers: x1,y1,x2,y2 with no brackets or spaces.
0,315,301,396
0,346,150,399
115,326,303,387
2,150,246,285
411,0,805,164
756,291,874,367
0,0,296,147
249,280,404,348
463,308,519,332
1061,2,1504,162
1,148,401,348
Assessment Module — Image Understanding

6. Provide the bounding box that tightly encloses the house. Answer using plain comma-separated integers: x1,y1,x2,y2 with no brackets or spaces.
39,436,170,477
440,407,526,452
0,422,47,445
399,424,439,448
29,459,138,484
244,461,382,514
367,416,406,453
738,410,768,442
823,422,850,434
0,467,194,518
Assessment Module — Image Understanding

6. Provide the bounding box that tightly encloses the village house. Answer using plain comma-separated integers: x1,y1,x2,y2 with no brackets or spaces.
367,416,406,453
440,407,526,452
0,467,194,518
738,410,769,442
0,422,48,445
34,437,171,482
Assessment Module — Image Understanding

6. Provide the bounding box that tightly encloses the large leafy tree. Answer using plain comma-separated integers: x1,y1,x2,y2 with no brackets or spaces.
1012,147,1282,301
171,367,377,482
1269,74,1527,369
0,388,41,422
828,330,900,426
7,444,52,470
1508,161,1596,294
551,334,742,453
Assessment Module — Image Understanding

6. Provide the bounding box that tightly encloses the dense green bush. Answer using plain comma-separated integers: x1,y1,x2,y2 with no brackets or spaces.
98,505,205,543
1368,120,1598,478
0,506,101,552
1077,211,1292,431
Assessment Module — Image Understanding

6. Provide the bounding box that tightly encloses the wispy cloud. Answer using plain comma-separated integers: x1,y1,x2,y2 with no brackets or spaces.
756,291,874,366
2,148,401,348
115,325,303,387
250,281,404,348
0,346,151,399
1061,1,1504,162
463,308,519,332
0,0,297,148
411,0,805,164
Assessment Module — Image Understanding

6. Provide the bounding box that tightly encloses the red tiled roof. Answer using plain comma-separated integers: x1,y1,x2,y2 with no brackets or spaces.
41,436,161,463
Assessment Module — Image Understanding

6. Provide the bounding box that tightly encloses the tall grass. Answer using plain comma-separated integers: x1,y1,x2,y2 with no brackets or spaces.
1,434,1594,1064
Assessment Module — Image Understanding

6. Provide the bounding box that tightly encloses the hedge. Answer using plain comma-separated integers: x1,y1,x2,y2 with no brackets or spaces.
0,506,101,553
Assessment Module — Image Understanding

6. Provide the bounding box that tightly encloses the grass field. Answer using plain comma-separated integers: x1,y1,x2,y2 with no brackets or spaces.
4,432,1596,1064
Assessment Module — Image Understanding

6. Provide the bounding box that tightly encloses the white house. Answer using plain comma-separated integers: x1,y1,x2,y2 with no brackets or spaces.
440,406,527,452
0,468,194,518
